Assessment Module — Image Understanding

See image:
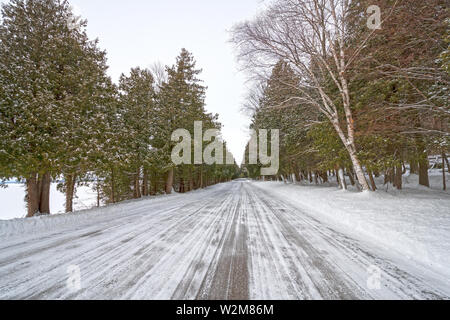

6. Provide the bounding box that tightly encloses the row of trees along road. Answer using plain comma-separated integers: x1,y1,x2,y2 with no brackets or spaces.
0,0,240,217
233,0,449,191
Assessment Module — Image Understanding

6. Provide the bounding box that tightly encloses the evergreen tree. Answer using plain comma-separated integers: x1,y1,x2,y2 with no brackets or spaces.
0,0,117,215
118,67,156,199
154,48,209,194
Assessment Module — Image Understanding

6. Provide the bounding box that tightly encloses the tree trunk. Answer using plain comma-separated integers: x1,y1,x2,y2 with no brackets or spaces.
96,180,101,207
179,177,185,193
410,160,419,174
393,166,398,189
321,171,328,183
384,169,390,185
193,172,198,190
445,154,450,173
142,170,149,196
26,173,39,218
347,168,356,186
39,172,51,215
348,146,369,191
134,172,141,199
151,178,158,196
443,152,447,191
313,172,318,184
331,114,370,191
294,171,301,184
165,167,174,194
368,171,377,191
417,139,430,188
394,165,403,190
65,174,76,213
419,159,430,188
338,168,347,190
185,179,190,192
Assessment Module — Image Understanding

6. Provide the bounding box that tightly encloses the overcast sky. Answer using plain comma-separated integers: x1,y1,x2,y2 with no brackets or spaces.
21,0,264,164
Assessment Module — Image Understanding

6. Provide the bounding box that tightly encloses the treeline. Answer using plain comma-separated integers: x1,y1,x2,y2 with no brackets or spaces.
0,0,239,217
234,0,449,191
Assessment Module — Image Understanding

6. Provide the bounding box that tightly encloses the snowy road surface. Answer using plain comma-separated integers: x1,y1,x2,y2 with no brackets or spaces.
0,181,449,300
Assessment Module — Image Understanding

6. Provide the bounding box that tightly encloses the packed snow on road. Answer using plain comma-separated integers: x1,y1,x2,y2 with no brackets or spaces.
0,177,449,300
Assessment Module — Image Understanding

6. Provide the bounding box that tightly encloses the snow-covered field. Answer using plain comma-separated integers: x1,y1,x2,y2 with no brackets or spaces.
0,179,449,300
0,183,98,220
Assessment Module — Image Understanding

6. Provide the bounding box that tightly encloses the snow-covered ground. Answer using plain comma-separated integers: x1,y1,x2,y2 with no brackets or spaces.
0,179,449,300
253,172,450,281
0,183,99,220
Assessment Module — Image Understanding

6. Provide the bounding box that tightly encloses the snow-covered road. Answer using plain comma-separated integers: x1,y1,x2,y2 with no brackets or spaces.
0,180,449,300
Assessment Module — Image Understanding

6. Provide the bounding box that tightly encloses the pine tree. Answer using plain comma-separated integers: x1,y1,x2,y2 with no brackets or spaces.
0,0,116,215
154,49,208,194
118,67,156,199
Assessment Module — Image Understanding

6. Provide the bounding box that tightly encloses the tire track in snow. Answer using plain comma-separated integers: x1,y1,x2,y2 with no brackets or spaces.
0,185,234,299
248,182,450,300
195,183,249,300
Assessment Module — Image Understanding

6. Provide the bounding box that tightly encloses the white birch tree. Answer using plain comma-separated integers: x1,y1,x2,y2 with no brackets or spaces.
231,0,375,190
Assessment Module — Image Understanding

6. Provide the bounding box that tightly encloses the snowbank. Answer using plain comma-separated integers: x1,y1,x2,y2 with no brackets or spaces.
252,176,450,278
0,184,221,239
0,183,99,220
0,192,181,239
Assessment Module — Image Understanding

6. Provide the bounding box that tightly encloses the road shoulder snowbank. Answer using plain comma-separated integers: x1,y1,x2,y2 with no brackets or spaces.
252,180,450,278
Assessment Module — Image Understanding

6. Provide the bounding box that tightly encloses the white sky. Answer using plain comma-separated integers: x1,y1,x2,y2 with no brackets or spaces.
65,0,265,164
